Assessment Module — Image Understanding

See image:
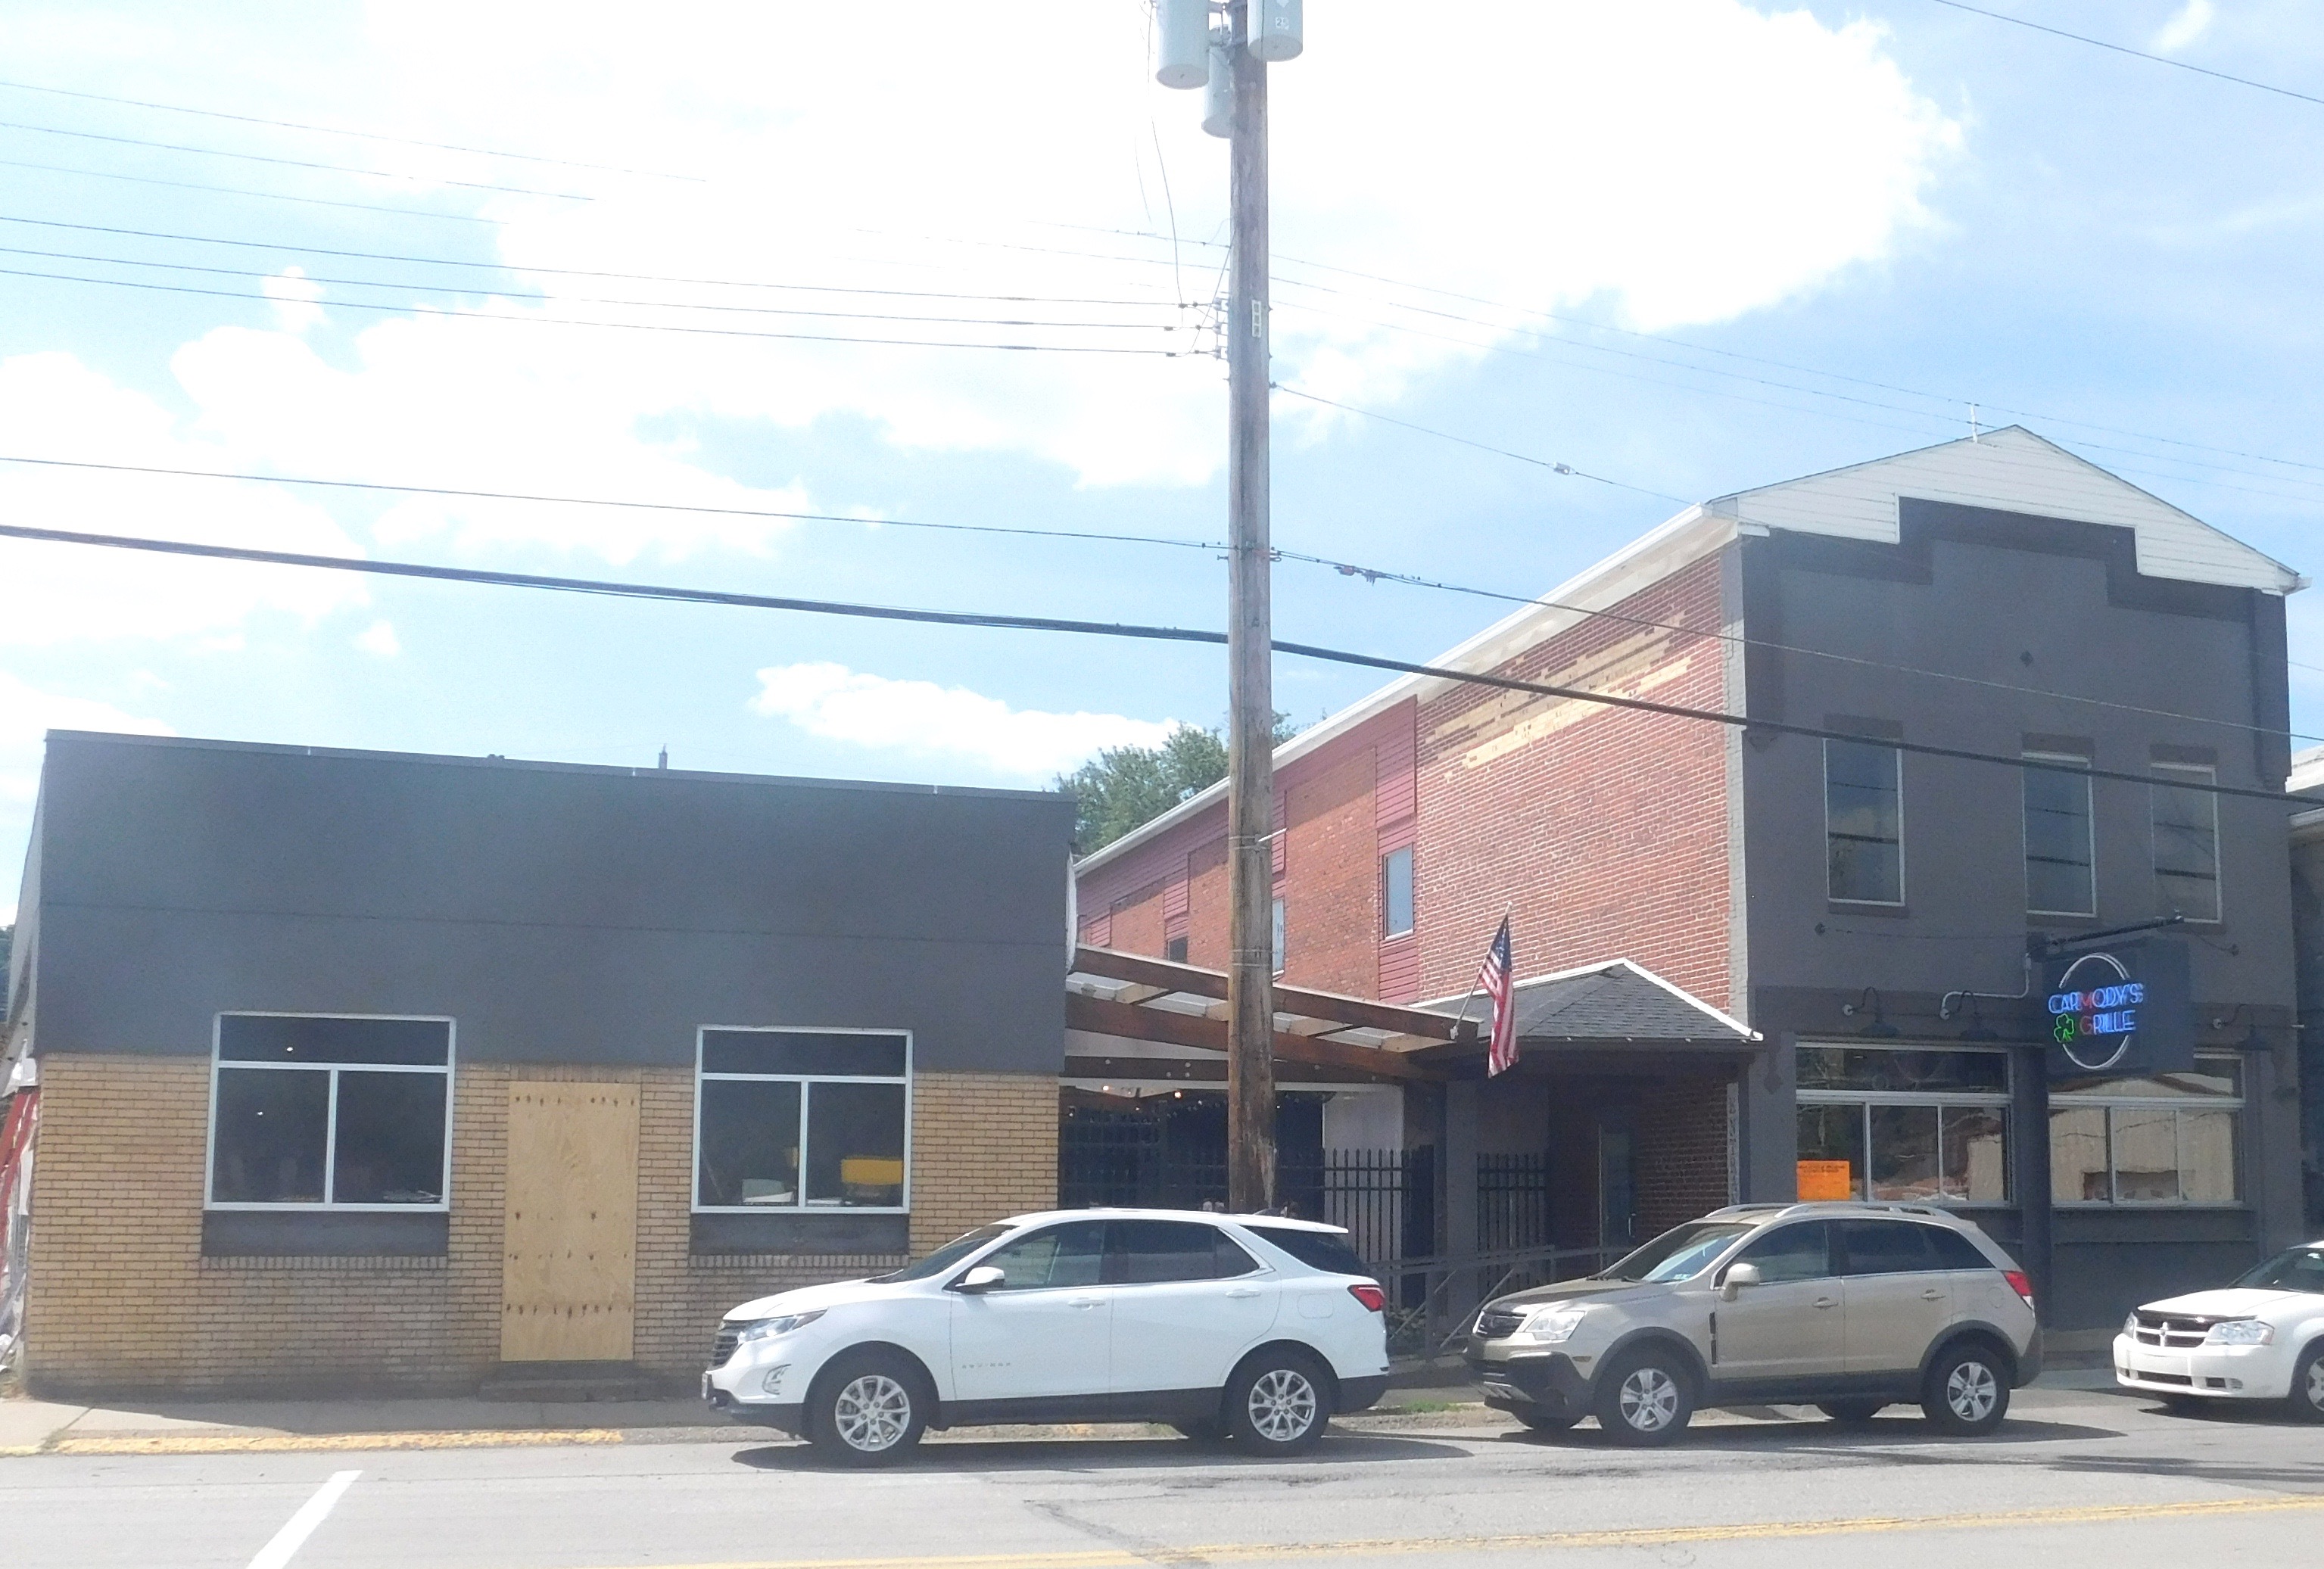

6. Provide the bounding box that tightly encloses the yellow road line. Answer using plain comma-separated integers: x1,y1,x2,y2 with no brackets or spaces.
582,1493,2324,1569
36,1427,626,1456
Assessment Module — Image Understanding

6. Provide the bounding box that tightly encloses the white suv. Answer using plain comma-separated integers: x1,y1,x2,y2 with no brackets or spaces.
2114,1241,2324,1419
703,1209,1392,1464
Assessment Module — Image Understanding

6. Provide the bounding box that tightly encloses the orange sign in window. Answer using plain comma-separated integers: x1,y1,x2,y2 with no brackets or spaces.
1796,1160,1854,1202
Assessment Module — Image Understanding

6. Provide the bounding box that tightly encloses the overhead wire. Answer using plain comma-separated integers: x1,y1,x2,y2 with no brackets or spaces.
0,75,696,180
0,241,1179,332
1,447,2307,746
0,261,1183,355
0,213,1179,307
0,155,502,223
0,116,593,201
0,515,2303,809
1917,0,2324,110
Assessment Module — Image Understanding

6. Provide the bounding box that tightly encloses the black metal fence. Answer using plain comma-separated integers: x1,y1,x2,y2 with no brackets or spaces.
1476,1153,1551,1254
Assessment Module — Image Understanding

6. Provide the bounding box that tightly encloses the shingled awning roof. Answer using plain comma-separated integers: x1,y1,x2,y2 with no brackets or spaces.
1410,958,1760,1068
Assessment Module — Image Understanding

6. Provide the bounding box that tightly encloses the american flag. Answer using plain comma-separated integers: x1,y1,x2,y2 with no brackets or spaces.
1477,917,1517,1077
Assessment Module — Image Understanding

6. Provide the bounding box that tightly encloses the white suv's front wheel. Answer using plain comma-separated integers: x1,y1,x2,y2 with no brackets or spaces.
808,1351,930,1465
1224,1350,1331,1455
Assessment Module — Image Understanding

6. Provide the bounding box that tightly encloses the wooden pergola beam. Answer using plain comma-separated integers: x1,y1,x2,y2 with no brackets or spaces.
1064,992,1442,1082
1071,945,1460,1045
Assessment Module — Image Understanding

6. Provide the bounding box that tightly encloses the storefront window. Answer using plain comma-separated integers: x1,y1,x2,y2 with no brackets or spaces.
694,1029,910,1212
207,1014,453,1209
2049,1058,2241,1205
1797,1043,2009,1204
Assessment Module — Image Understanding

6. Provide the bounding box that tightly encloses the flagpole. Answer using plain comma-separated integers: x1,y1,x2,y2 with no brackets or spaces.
1447,901,1515,1040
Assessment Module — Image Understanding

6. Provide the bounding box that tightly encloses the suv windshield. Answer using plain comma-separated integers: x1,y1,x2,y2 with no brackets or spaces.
876,1225,1008,1283
1600,1222,1753,1283
2232,1245,2324,1293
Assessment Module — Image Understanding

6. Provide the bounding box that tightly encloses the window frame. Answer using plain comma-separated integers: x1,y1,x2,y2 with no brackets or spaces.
1271,895,1286,975
2049,1056,2244,1208
2022,751,2095,917
202,1011,456,1214
1795,1041,2012,1206
1381,845,1415,939
2151,761,2222,923
1823,737,1905,907
690,1025,914,1216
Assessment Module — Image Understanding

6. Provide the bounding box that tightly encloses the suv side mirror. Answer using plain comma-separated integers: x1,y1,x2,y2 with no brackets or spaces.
953,1265,1005,1294
1721,1262,1762,1302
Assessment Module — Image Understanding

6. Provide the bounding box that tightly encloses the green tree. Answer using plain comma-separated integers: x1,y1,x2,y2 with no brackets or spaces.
1058,714,1300,855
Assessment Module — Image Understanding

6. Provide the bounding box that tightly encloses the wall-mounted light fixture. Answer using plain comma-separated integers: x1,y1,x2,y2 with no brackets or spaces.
1841,987,1901,1038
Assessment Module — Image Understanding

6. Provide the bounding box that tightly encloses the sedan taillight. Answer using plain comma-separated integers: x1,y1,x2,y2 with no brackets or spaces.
1348,1283,1386,1313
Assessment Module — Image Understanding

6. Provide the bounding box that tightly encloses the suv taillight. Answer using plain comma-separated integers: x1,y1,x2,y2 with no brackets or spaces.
2004,1269,2035,1307
1348,1283,1386,1313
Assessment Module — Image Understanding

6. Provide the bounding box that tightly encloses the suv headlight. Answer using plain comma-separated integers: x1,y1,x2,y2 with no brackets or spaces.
1524,1307,1591,1344
2203,1319,2273,1346
735,1310,825,1346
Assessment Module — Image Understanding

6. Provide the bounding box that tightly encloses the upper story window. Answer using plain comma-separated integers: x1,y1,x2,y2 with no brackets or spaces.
1272,897,1286,974
2023,754,2095,916
694,1029,910,1213
2151,763,2220,921
1824,739,1902,904
1382,846,1415,938
2051,1059,2241,1205
207,1014,453,1210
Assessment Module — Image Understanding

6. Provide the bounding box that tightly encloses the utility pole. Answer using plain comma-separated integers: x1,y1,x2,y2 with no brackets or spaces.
1155,0,1301,1213
1222,0,1275,1215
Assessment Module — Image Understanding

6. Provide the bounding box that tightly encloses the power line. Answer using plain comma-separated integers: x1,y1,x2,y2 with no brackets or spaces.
3,446,2306,744
0,215,1177,309
0,117,592,201
0,515,2301,808
0,155,501,223
1919,0,2324,110
0,75,696,181
0,453,1226,554
0,262,1182,355
0,242,1179,332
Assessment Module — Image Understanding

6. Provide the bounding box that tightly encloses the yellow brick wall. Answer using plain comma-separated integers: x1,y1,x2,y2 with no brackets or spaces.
22,1054,1058,1396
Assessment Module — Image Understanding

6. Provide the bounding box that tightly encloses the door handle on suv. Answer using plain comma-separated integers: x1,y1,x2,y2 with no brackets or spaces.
1226,1288,1262,1300
1921,1288,1944,1301
1813,1296,1838,1310
1067,1297,1104,1309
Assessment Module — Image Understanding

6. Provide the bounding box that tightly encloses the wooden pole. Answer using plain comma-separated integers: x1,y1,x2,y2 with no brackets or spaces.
1224,0,1276,1214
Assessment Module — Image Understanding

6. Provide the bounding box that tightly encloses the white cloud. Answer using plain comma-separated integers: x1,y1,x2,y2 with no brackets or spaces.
122,0,1961,529
0,352,371,648
354,618,402,656
261,266,327,334
2153,1,2217,53
749,662,1176,780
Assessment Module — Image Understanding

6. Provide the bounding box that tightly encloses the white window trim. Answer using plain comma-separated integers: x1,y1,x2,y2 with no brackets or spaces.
1381,846,1415,939
690,1026,913,1216
1823,737,1905,907
2050,1055,2243,1208
2151,761,2223,923
202,1011,456,1214
2023,752,2096,918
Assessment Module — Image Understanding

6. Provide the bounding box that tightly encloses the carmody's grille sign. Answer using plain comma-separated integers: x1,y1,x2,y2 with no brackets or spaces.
2042,940,2192,1079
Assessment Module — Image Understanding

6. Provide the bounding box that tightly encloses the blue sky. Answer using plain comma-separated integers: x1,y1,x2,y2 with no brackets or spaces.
4,1,2324,920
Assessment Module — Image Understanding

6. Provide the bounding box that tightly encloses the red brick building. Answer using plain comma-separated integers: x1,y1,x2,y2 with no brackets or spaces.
1074,430,2311,1336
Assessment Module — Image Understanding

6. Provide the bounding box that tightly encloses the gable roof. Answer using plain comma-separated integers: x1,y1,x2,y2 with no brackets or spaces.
1422,957,1759,1046
1076,428,2301,876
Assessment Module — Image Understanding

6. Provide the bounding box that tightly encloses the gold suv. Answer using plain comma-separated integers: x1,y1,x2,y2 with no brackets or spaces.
1465,1203,2043,1445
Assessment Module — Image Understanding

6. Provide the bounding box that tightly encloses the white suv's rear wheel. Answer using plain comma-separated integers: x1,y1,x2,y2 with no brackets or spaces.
1224,1351,1331,1455
808,1351,929,1465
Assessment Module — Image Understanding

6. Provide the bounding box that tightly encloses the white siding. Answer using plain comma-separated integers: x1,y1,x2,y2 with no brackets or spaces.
1718,427,2301,593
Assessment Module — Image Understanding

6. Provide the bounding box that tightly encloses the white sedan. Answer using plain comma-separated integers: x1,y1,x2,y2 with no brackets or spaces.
2114,1241,2324,1419
702,1208,1392,1463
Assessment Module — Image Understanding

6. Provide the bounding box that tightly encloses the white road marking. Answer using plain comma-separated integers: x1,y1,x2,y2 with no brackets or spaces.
246,1468,360,1569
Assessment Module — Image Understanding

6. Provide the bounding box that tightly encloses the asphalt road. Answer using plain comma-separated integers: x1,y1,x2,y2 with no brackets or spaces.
5,1388,2322,1569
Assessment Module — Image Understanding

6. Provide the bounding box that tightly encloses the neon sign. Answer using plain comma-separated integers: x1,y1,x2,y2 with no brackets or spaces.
2045,952,2142,1071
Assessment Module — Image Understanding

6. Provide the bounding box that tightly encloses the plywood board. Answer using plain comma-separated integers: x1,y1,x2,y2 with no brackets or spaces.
500,1082,639,1362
